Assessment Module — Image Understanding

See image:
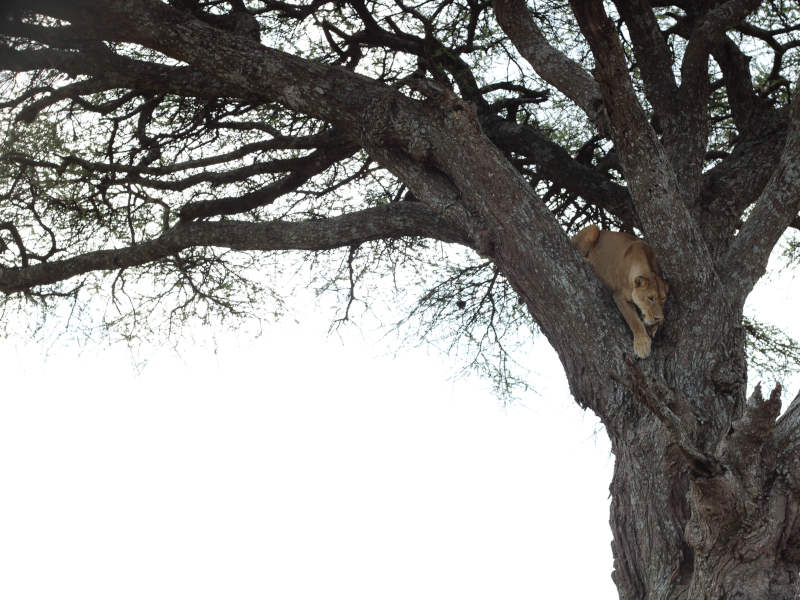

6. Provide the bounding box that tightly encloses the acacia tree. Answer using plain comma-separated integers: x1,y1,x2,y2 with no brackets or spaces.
2,0,800,597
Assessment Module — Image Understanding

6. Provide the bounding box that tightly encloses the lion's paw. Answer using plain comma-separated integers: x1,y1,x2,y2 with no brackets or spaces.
633,335,652,359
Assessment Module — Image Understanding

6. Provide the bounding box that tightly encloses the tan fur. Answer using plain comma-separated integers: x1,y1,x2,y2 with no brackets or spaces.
572,225,669,359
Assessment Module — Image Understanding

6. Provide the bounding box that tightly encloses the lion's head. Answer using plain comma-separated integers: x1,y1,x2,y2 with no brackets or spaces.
631,274,669,327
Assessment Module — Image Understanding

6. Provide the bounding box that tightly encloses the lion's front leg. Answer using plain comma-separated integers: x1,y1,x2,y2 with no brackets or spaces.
612,292,652,359
632,333,652,359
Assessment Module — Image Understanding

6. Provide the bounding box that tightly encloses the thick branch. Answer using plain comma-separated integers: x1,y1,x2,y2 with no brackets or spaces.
613,0,678,119
482,117,636,227
492,0,607,130
711,34,772,135
696,116,787,258
25,0,391,132
722,89,800,303
681,0,762,79
717,383,782,489
0,46,263,104
674,2,760,193
0,203,470,294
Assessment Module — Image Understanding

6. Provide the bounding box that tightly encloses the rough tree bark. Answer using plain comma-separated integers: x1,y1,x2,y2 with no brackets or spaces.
2,1,800,598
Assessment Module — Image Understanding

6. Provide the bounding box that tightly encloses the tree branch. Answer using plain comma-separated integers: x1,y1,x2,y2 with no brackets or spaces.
774,390,800,495
681,0,762,79
722,88,800,303
492,0,608,131
177,143,360,221
44,130,349,178
24,0,392,132
0,203,470,294
13,0,641,414
696,117,787,258
717,382,782,490
613,0,678,119
710,33,772,135
673,2,760,195
482,117,637,227
0,46,263,104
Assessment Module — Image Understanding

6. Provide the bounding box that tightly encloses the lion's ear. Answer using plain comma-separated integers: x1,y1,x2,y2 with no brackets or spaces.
635,275,647,288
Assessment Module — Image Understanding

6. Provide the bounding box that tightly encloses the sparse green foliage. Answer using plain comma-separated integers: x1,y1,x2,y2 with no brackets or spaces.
744,316,800,382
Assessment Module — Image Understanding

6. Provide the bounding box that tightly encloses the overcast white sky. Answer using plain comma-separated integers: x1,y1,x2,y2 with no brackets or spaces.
0,244,797,600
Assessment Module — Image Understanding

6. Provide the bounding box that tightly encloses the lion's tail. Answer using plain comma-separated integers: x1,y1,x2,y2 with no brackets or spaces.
571,224,600,257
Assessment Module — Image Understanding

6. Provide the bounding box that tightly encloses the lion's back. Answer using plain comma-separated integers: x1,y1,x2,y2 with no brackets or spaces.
584,230,644,291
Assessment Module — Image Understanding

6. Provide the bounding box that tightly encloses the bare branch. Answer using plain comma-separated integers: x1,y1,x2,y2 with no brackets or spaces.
0,221,31,268
0,46,262,104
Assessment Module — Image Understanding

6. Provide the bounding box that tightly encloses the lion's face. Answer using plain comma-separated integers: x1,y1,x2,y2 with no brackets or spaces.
632,274,669,326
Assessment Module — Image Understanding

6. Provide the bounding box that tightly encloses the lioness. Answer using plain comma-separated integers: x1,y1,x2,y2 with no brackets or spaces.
572,225,668,359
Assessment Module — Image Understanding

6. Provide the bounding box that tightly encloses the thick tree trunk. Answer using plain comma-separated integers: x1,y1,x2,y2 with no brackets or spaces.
544,305,800,599
454,83,800,595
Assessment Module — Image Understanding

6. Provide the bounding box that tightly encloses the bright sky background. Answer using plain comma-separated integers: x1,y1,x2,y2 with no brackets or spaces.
0,244,797,600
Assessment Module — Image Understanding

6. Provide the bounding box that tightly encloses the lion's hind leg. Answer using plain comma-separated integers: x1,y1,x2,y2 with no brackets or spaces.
571,224,600,257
